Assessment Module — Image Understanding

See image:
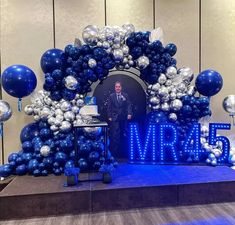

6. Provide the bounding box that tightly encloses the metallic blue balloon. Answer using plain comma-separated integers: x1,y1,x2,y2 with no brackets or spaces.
0,164,12,177
15,164,27,176
8,153,18,162
28,159,39,173
55,151,67,165
195,70,223,96
1,65,37,98
20,123,40,143
40,48,66,73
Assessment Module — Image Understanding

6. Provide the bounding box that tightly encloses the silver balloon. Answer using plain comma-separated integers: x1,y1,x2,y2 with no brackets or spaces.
187,86,196,96
177,83,186,92
223,95,235,114
161,102,170,111
50,125,59,132
166,66,177,79
64,76,78,90
149,96,160,105
72,106,80,114
137,56,149,69
77,99,84,107
0,101,12,122
170,99,183,111
122,45,129,55
113,49,124,62
213,148,222,157
44,96,52,106
48,116,56,125
64,111,75,122
82,25,99,46
60,121,71,131
60,101,71,112
168,113,177,122
158,74,167,84
122,23,135,36
169,92,177,100
178,67,194,83
88,59,97,68
40,107,51,119
152,105,160,110
34,115,40,121
55,109,63,116
24,105,34,115
102,41,110,49
162,94,170,102
158,86,168,97
152,83,160,92
211,159,217,166
201,125,209,137
165,79,172,86
40,145,50,157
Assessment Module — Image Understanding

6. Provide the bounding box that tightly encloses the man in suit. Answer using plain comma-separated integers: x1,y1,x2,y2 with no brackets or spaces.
107,81,132,159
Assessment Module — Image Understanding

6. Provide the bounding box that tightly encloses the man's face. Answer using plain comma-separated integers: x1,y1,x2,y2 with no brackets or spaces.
115,83,122,93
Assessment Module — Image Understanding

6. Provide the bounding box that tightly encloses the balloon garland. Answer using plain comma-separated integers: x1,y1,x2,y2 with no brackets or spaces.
0,23,228,178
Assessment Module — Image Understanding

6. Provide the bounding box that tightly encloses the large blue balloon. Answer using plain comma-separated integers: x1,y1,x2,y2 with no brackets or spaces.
0,164,12,177
20,123,39,143
195,70,223,96
1,65,37,98
40,48,66,73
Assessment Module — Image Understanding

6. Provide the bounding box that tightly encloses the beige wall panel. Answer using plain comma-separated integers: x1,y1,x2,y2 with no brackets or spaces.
155,0,199,74
202,0,235,128
106,0,153,30
1,0,53,163
55,0,105,49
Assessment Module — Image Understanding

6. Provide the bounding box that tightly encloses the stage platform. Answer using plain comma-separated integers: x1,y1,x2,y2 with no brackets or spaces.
1,163,235,220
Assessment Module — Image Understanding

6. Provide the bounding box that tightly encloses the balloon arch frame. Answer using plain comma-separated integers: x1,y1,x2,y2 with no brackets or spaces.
0,24,227,178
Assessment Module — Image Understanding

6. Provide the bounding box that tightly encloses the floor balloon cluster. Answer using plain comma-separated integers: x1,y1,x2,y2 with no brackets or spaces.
0,23,229,178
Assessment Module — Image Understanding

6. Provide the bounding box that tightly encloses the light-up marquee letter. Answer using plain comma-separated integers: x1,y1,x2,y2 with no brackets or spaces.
208,123,231,163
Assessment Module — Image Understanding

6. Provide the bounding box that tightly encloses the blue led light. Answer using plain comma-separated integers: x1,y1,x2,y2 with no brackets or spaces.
129,123,156,161
159,123,178,162
183,123,203,161
208,123,231,163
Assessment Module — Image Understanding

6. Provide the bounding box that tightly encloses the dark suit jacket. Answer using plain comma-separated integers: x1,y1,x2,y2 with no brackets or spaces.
107,92,132,121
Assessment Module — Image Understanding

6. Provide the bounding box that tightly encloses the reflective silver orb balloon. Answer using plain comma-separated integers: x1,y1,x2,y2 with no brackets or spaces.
82,25,99,46
55,109,63,116
152,83,160,92
158,74,167,84
122,45,129,55
40,145,50,157
166,66,177,79
40,107,51,119
0,100,12,122
60,101,71,112
64,76,78,90
161,102,170,111
169,92,177,100
88,58,97,68
24,105,34,115
122,23,135,36
44,96,52,106
152,105,160,110
168,113,177,122
48,116,56,125
213,148,222,157
178,67,194,83
149,96,160,105
50,125,59,132
201,125,209,137
137,56,149,69
177,83,186,92
72,106,80,114
55,114,64,123
60,121,71,131
165,79,172,86
158,86,168,97
187,86,196,96
64,111,75,122
76,99,84,107
223,95,235,114
113,49,124,62
170,99,183,111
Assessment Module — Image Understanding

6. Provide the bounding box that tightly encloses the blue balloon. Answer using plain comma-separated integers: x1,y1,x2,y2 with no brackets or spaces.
55,152,67,165
195,70,223,96
8,153,18,162
21,152,33,163
1,65,37,98
41,169,48,176
65,160,75,168
33,169,41,177
20,123,39,143
15,164,27,176
22,141,33,152
40,48,66,73
165,43,177,56
28,159,39,173
89,151,99,163
78,158,88,171
0,164,12,177
147,111,167,123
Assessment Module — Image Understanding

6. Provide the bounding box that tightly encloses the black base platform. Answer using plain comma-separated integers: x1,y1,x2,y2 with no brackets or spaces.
1,163,235,220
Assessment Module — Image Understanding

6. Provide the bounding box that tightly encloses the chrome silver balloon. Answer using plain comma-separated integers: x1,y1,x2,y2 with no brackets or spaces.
60,101,71,112
24,105,34,115
122,23,135,36
166,66,177,79
113,49,124,62
152,83,160,92
149,96,160,105
158,86,168,97
187,86,196,96
122,45,129,55
48,116,56,125
161,102,170,111
168,113,177,122
64,76,78,90
40,107,51,119
201,125,209,137
76,99,84,107
223,95,235,114
82,25,99,46
0,101,12,122
40,145,50,157
60,121,72,131
137,56,149,69
64,111,75,122
158,73,167,85
170,99,183,111
83,126,102,137
178,67,194,83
